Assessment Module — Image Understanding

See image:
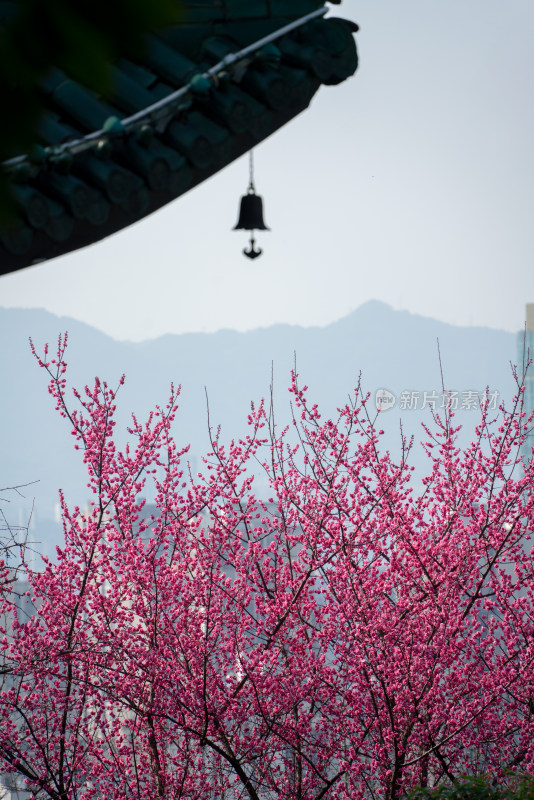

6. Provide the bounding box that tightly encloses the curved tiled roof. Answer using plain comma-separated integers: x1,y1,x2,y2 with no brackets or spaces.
0,1,358,274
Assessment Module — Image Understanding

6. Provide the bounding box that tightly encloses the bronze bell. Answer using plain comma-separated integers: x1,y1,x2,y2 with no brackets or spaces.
233,190,270,233
233,151,270,259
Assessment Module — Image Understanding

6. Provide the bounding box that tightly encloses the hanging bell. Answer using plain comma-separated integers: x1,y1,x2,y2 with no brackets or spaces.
233,190,270,232
233,151,270,259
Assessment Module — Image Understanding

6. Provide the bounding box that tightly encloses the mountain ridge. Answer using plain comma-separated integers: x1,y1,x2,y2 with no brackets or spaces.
2,299,514,345
0,302,518,556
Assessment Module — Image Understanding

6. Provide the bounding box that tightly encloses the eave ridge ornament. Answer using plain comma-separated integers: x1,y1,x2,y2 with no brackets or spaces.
1,7,329,176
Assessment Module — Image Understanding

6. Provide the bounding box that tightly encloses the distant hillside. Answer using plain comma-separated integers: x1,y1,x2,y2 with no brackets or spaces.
0,301,517,555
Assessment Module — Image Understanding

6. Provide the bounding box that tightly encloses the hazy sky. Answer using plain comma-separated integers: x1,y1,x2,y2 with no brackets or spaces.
1,0,533,341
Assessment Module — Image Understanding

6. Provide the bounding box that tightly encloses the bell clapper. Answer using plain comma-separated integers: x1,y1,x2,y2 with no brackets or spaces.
243,233,262,259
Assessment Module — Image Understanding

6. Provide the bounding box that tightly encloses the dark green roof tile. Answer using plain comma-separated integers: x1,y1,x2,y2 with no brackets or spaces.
0,1,358,273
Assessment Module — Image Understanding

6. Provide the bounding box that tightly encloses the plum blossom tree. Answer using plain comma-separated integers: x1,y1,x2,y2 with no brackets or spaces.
1,334,534,800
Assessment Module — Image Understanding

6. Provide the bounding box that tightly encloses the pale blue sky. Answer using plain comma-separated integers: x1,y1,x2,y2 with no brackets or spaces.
1,0,533,341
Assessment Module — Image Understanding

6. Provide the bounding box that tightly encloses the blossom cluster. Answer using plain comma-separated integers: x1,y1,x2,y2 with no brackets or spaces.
1,337,534,800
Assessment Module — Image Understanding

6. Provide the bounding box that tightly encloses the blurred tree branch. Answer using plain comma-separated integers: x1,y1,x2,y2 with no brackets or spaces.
0,0,183,215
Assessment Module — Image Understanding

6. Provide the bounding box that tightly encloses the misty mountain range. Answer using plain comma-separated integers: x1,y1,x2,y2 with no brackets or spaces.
0,301,519,557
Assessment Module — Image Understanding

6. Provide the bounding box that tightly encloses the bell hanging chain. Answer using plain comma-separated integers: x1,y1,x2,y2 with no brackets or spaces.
248,150,255,193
